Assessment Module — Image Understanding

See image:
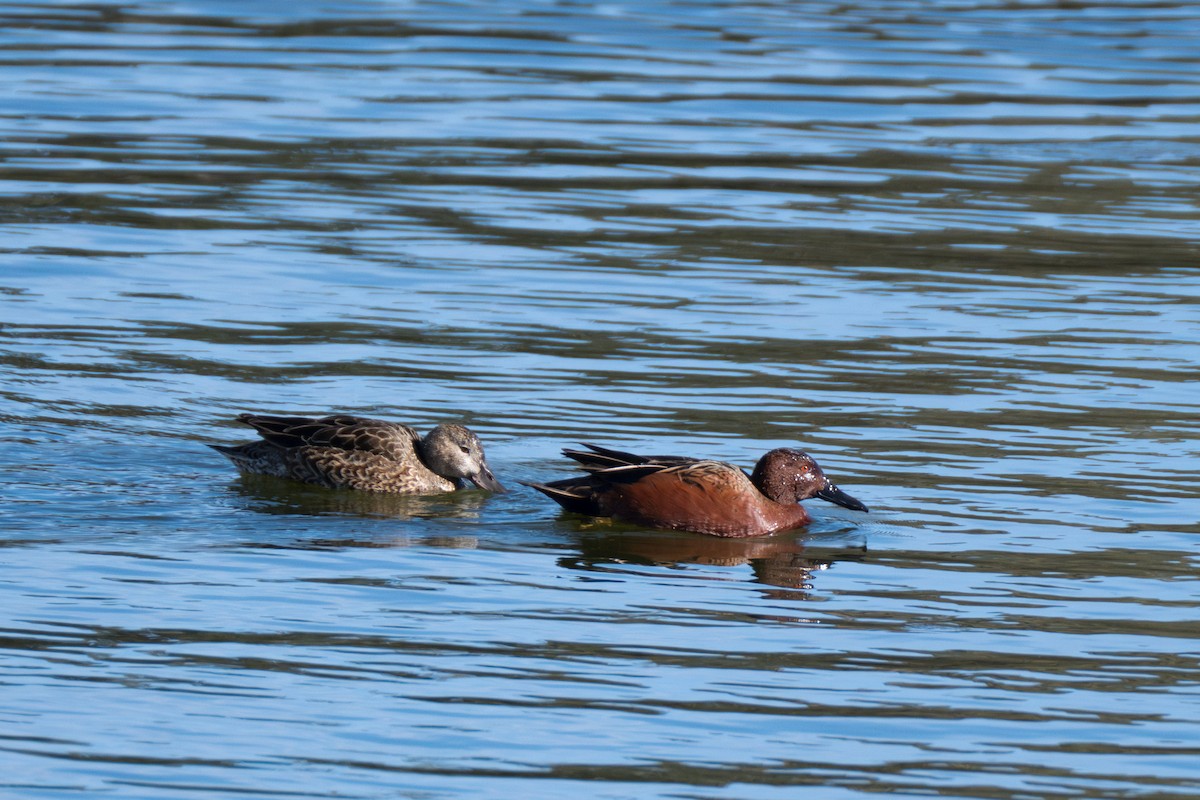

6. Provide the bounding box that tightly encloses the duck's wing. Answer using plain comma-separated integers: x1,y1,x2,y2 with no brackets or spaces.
527,459,774,536
524,445,674,515
528,442,732,515
236,413,421,460
561,442,700,472
599,461,788,536
527,453,742,506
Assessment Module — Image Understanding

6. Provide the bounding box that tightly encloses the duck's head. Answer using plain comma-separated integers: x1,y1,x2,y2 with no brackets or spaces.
750,448,868,512
421,424,505,492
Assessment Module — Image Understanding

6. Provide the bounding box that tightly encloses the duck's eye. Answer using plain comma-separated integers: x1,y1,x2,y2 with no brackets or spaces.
460,445,472,455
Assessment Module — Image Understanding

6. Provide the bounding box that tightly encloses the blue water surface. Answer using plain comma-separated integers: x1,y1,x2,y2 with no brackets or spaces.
2,1,1199,798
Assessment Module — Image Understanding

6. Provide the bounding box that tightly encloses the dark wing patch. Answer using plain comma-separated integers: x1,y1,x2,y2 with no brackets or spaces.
584,463,671,483
523,478,601,516
562,443,700,472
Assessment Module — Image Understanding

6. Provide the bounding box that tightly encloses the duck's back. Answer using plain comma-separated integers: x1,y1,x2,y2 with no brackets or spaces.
596,461,810,537
213,414,455,494
531,450,810,537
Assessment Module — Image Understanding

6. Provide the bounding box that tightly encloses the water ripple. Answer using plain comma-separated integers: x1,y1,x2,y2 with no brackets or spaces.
3,1,1200,798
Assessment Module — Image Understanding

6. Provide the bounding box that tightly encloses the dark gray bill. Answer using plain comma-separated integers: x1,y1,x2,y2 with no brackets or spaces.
814,482,868,512
469,465,506,493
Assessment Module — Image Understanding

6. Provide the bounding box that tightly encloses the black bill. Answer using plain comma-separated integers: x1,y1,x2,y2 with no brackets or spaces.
814,481,868,512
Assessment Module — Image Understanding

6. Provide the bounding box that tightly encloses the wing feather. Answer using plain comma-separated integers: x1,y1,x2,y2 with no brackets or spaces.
237,413,420,460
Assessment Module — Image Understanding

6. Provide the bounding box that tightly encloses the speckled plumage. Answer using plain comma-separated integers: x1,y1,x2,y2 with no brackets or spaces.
212,413,504,495
526,443,867,537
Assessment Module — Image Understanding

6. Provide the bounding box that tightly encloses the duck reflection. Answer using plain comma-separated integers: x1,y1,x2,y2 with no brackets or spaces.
227,473,491,520
564,524,866,594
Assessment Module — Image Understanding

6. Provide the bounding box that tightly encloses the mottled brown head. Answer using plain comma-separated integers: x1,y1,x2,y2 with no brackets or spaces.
420,425,505,492
749,448,868,512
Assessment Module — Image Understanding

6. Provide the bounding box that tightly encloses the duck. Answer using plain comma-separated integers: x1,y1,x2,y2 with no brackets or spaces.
212,413,504,494
525,443,866,537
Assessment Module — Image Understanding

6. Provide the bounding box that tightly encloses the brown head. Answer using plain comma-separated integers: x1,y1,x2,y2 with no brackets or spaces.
419,424,505,492
749,448,868,512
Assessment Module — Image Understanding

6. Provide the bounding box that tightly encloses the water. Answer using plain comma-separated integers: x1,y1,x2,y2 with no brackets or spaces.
3,1,1199,797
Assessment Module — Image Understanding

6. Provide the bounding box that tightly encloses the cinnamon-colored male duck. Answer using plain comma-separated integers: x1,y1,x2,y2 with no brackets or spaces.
526,443,866,537
212,413,504,494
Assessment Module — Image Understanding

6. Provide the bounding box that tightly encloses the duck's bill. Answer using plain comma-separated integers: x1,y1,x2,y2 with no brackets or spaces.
469,466,506,493
815,482,868,512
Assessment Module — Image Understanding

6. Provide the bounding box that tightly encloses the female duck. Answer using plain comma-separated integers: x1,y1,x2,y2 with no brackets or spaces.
213,413,504,494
